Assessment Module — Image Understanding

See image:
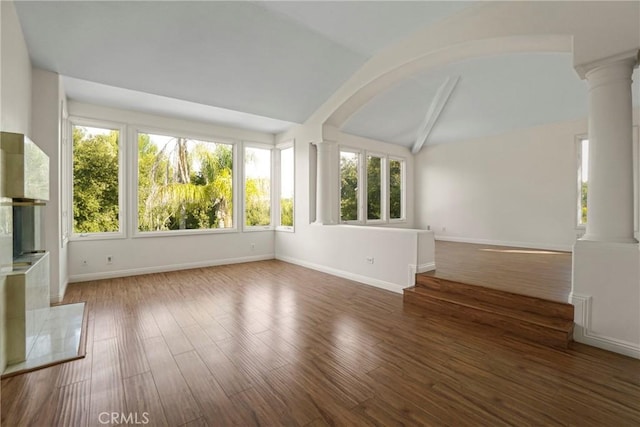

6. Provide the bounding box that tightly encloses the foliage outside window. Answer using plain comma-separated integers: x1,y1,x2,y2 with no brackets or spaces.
245,146,272,227
578,138,588,226
389,159,404,220
72,125,120,234
279,146,294,228
367,155,383,221
137,133,233,232
340,151,359,222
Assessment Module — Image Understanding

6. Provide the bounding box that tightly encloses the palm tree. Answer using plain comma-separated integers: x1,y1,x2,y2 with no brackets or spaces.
138,135,233,231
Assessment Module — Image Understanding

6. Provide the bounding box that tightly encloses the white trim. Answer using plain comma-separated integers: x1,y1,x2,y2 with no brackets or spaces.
574,49,640,79
243,143,274,231
575,134,588,229
134,227,239,238
68,117,127,239
277,255,405,294
408,262,436,287
416,262,436,273
338,146,363,223
388,157,406,222
435,235,572,252
50,279,68,304
276,142,295,231
571,293,640,359
411,75,460,154
132,128,238,235
364,152,387,223
68,254,274,283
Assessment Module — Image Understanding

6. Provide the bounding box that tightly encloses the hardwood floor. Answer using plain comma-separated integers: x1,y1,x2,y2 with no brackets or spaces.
429,241,572,302
3,260,639,426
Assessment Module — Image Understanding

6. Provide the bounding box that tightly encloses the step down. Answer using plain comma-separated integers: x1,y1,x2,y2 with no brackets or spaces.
404,274,574,349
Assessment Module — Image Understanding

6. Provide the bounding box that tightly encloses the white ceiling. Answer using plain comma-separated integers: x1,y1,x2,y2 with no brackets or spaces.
14,1,639,144
15,1,471,129
342,53,640,147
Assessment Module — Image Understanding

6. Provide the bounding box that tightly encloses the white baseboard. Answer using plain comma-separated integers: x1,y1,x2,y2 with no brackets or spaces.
68,254,275,283
50,278,69,304
277,255,406,294
571,293,640,359
408,262,436,287
416,262,436,274
435,236,573,252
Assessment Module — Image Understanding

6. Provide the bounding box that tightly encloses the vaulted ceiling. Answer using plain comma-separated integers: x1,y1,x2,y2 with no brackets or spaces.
14,1,640,145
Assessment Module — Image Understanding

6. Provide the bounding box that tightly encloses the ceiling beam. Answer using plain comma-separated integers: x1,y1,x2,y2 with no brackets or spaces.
411,75,460,154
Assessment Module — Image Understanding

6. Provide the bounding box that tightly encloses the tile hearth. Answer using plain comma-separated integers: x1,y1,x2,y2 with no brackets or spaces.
3,302,86,377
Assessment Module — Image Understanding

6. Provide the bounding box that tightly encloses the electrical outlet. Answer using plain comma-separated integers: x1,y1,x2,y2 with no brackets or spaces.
106,255,113,264
442,227,446,232
366,257,374,264
251,243,256,250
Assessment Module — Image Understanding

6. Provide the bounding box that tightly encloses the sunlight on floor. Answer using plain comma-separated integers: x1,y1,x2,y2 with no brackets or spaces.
479,248,566,255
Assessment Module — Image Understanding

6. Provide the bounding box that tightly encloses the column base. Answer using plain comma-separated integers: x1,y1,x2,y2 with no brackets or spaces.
579,234,638,244
572,239,640,358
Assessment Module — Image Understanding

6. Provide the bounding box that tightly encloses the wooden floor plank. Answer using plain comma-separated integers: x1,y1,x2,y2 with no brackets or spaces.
89,338,126,425
123,372,169,427
2,260,639,426
428,240,571,302
175,350,257,426
53,379,90,427
141,336,202,426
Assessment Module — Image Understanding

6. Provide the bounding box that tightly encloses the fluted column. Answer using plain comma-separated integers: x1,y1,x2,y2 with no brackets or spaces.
580,53,638,243
314,140,337,225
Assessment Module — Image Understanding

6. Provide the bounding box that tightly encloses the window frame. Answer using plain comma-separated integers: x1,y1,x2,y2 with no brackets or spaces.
68,116,127,241
131,126,239,238
338,147,407,226
575,134,588,230
339,147,364,224
388,156,407,223
243,141,275,232
276,141,295,232
365,151,387,225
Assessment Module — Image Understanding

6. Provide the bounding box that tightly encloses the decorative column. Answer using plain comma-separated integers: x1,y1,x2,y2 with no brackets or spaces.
314,140,337,225
580,52,639,243
571,51,640,358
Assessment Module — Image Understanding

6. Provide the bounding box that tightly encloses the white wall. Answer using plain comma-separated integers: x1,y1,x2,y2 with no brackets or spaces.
275,124,432,293
66,102,276,282
415,118,588,251
416,111,640,251
0,0,33,375
1,0,31,135
277,225,433,294
31,69,68,302
572,241,640,358
323,125,415,229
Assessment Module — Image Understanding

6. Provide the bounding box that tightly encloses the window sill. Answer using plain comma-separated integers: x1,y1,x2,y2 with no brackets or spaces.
70,232,126,242
244,226,274,232
133,228,238,238
276,226,294,233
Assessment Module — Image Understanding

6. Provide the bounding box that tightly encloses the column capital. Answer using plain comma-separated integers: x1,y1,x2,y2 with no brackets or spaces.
575,49,639,79
313,140,337,149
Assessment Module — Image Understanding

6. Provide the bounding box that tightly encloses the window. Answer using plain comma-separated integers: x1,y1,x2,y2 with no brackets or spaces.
389,158,404,220
340,149,406,224
137,132,234,232
577,137,588,226
278,145,294,229
71,122,122,236
367,154,383,221
340,150,360,222
244,145,272,228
